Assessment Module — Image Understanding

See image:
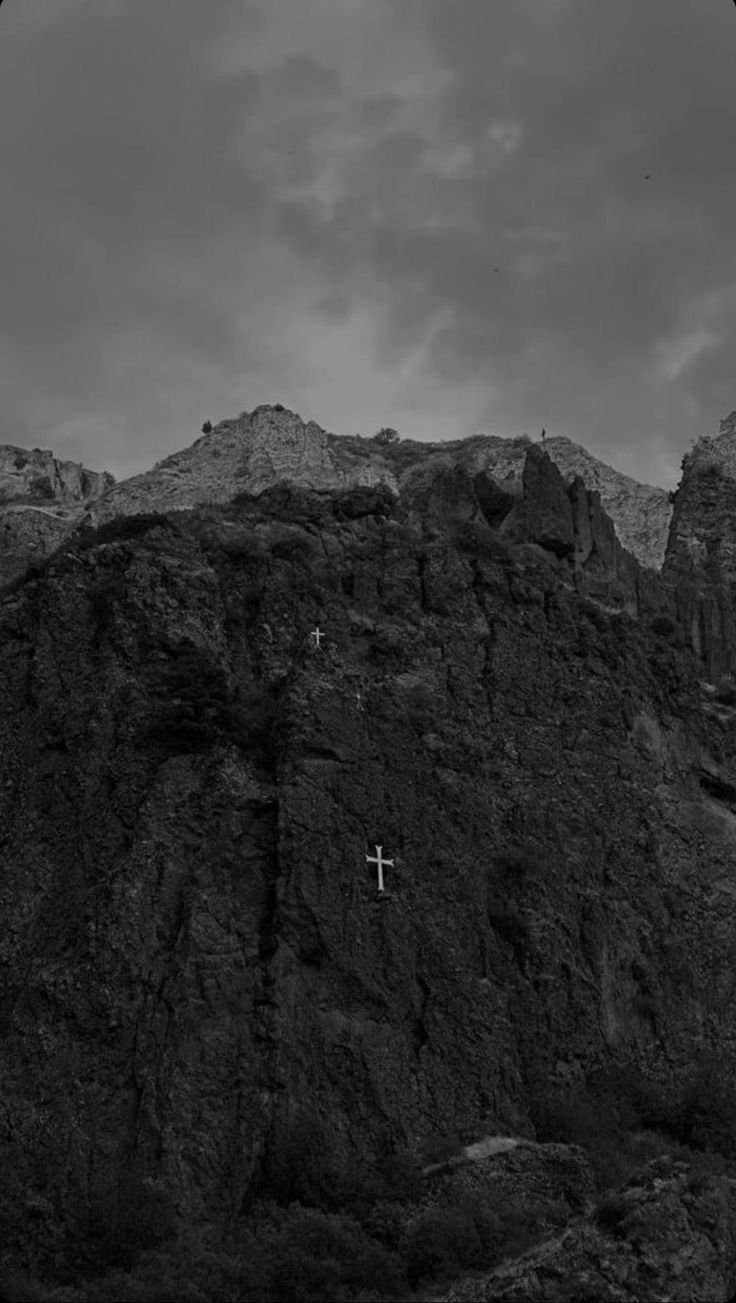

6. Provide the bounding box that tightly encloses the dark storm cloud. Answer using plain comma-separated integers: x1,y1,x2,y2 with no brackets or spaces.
0,0,272,470
260,0,736,482
1,0,735,485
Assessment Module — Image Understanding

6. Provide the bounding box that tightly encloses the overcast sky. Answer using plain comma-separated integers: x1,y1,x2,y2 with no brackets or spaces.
1,0,735,488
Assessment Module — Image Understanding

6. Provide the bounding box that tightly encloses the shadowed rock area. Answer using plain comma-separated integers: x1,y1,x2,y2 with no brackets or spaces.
0,407,672,586
1,419,736,1299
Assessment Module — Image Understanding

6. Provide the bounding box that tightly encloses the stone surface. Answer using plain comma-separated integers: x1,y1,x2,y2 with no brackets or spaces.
442,1156,736,1302
5,417,736,1298
0,453,736,1298
0,409,674,588
663,421,736,681
0,445,113,586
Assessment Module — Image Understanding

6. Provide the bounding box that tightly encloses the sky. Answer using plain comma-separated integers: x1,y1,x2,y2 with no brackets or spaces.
1,0,735,488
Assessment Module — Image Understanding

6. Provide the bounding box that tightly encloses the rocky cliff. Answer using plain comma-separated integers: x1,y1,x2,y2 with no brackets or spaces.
0,407,672,590
0,445,114,588
663,415,736,684
2,433,736,1299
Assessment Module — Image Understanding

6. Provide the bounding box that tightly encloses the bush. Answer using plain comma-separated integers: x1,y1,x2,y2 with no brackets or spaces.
420,1132,462,1170
649,614,679,639
529,1082,627,1190
401,1191,548,1288
260,1114,360,1213
29,474,55,499
269,528,319,561
253,485,332,527
495,848,537,879
715,676,736,705
142,647,278,762
75,514,173,550
80,1172,177,1275
375,1151,422,1204
454,521,514,563
220,532,267,562
88,575,127,635
375,427,399,445
266,1205,406,1303
333,485,395,521
592,1194,629,1238
401,1205,485,1286
201,420,213,433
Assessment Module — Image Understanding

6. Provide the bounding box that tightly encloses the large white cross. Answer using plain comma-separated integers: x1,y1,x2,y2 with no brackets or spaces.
366,844,394,893
310,627,324,648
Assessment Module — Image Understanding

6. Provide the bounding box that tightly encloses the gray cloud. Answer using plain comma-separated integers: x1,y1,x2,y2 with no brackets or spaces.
0,0,734,487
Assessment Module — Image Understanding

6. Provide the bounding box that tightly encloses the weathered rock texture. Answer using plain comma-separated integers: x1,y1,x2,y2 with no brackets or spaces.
0,407,672,587
0,445,113,586
663,421,736,681
2,439,736,1297
442,1154,736,1302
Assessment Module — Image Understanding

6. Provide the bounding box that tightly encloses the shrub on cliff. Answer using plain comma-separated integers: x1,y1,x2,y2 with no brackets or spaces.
333,484,395,520
250,484,332,527
648,613,679,640
401,1191,549,1288
592,1193,629,1238
269,525,320,561
375,426,400,445
75,513,173,550
529,1081,627,1190
263,1205,406,1302
714,676,736,705
665,1056,736,1156
29,473,55,499
142,649,277,764
454,521,514,563
80,1172,177,1275
260,1113,364,1213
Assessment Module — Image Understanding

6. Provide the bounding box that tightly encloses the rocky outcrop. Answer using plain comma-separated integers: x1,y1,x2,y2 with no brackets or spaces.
0,446,113,587
81,406,400,529
2,457,736,1298
662,422,736,682
443,1155,736,1302
0,409,674,588
444,432,672,571
501,445,576,558
0,445,112,506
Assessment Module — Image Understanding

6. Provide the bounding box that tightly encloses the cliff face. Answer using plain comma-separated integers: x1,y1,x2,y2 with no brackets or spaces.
0,445,114,587
662,420,736,682
2,445,736,1297
0,407,673,589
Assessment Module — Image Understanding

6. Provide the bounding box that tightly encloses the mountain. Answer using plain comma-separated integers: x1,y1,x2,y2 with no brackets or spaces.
1,414,736,1301
0,444,114,587
0,405,671,586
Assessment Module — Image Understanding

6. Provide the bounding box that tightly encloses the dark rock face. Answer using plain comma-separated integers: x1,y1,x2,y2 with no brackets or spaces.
442,1155,736,1302
0,446,114,588
663,436,736,681
507,443,576,558
2,443,736,1297
0,409,673,588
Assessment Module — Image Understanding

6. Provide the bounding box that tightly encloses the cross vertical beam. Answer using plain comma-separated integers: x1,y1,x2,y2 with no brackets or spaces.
366,844,394,894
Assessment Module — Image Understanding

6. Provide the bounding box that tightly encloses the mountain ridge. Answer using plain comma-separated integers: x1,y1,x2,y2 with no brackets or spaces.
0,407,672,587
2,413,736,1299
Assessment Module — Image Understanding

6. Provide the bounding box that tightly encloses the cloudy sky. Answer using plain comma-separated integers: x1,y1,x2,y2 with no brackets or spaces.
1,0,734,488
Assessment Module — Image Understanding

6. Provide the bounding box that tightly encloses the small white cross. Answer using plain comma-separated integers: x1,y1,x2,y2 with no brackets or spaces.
366,844,394,893
310,627,323,648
